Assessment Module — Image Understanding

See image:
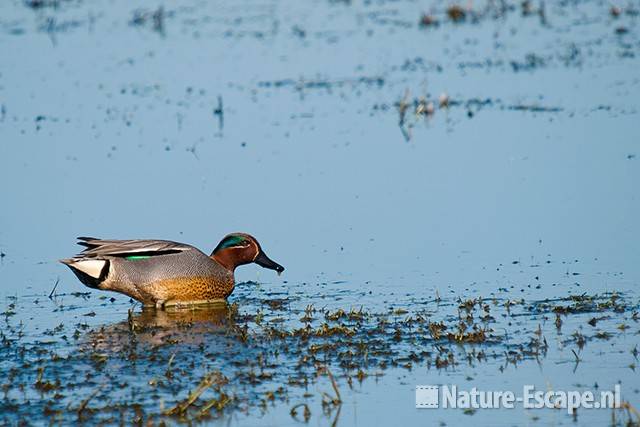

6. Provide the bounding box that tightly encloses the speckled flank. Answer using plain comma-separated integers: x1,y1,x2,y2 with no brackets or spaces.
143,276,235,304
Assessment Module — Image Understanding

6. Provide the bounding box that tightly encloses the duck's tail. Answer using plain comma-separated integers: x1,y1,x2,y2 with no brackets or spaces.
60,258,110,289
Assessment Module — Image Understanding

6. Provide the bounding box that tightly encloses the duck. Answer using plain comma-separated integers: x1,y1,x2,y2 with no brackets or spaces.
60,233,284,308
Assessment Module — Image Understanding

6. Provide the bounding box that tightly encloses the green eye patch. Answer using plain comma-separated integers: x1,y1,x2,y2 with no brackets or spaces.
219,236,245,249
213,236,246,253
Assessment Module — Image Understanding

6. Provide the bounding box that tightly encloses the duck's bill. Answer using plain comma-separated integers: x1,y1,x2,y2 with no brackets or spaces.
254,251,284,275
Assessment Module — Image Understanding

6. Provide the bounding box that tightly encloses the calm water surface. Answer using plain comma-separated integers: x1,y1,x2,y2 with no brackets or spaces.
0,0,638,425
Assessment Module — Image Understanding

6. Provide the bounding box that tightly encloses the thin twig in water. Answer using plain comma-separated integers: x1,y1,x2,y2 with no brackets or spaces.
164,372,224,416
198,393,232,417
165,352,176,378
127,308,136,333
318,364,342,405
326,366,341,403
331,403,342,427
77,386,102,417
571,349,581,362
571,349,581,373
213,95,224,131
48,277,59,299
290,403,311,422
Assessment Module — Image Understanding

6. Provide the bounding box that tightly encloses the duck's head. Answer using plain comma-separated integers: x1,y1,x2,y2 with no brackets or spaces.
211,233,284,274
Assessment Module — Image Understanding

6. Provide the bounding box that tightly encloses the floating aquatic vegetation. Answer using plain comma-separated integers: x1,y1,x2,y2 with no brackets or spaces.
1,288,636,424
388,90,563,141
130,6,170,35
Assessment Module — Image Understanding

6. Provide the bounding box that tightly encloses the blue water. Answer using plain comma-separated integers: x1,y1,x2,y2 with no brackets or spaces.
0,0,639,425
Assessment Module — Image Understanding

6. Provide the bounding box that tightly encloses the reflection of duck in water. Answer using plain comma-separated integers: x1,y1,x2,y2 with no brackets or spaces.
133,302,232,328
88,303,235,349
60,233,284,308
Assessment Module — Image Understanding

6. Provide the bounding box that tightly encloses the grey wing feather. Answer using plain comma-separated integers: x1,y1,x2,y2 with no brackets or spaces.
75,237,194,258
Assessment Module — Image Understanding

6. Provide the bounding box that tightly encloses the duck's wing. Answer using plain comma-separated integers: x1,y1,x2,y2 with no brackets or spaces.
74,237,195,258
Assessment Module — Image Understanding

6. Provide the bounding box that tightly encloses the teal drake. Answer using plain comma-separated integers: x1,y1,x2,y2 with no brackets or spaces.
60,233,284,307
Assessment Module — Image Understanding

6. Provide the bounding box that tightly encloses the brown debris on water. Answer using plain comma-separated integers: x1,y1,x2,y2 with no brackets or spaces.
439,93,450,108
610,5,622,17
446,5,467,22
419,13,440,27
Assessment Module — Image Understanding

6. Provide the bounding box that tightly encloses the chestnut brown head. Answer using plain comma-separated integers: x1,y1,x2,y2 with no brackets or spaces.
211,233,284,274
